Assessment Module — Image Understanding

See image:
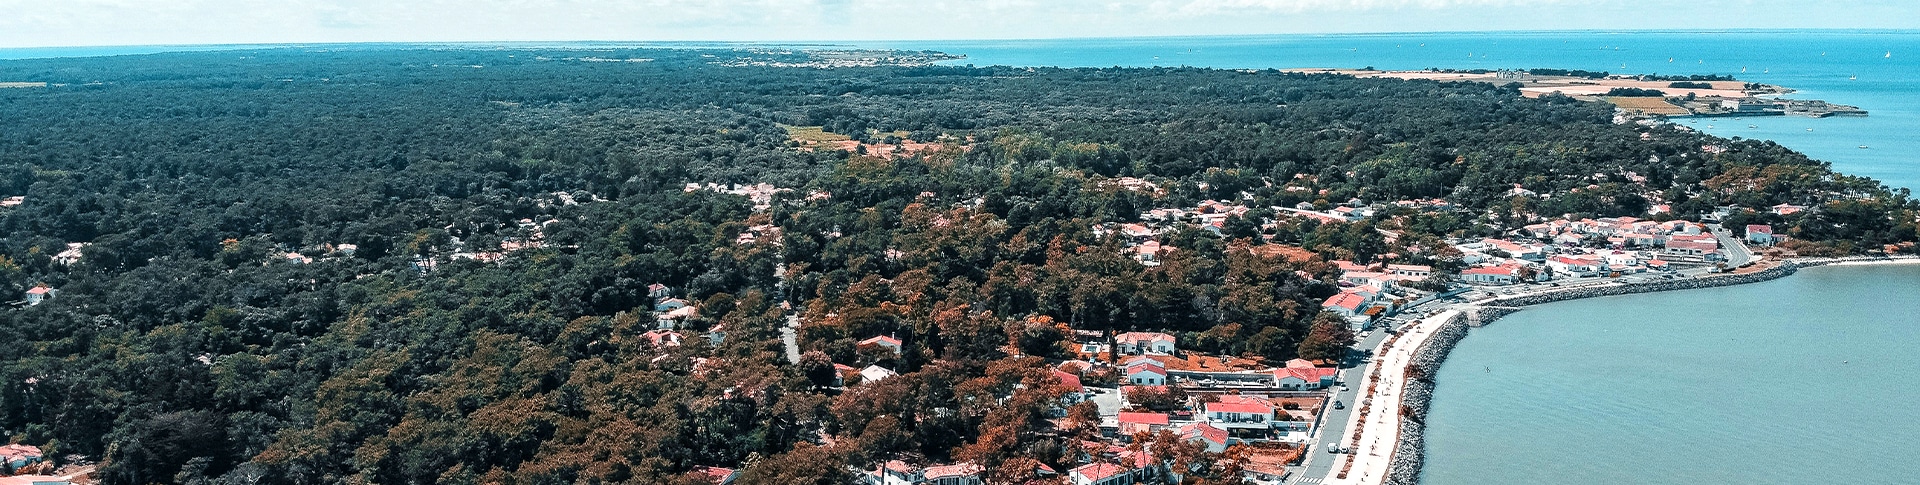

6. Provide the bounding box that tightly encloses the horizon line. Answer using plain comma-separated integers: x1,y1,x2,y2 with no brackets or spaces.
2,28,1916,55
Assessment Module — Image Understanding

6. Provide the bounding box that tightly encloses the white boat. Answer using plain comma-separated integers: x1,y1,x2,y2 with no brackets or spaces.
1860,145,1871,149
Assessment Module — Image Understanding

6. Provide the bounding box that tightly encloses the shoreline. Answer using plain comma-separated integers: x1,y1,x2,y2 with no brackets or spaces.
1360,255,1919,485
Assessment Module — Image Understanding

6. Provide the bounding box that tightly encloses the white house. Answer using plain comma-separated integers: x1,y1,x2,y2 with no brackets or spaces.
1459,265,1520,285
1273,359,1338,390
921,463,984,485
1069,463,1133,485
1115,332,1176,355
1321,292,1369,318
859,335,904,355
1125,361,1167,386
1178,422,1230,453
1547,255,1603,277
1386,264,1432,277
23,286,54,306
1746,224,1777,246
1204,395,1273,426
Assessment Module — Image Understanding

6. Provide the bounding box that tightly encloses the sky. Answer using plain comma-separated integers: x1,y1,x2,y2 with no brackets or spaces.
0,0,1914,48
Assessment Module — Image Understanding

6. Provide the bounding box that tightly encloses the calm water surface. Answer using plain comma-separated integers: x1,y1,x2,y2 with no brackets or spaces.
1421,264,1920,485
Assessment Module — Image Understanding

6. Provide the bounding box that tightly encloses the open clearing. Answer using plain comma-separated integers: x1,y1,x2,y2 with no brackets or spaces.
779,125,851,144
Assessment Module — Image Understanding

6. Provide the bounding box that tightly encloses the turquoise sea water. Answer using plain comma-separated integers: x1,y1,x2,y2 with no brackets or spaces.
1421,264,1920,485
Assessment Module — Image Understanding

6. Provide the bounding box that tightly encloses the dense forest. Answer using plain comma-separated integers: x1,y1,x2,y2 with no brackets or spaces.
0,47,1912,484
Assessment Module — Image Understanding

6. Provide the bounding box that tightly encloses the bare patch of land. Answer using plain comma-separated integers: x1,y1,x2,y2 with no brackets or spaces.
1605,96,1692,116
1286,68,1864,118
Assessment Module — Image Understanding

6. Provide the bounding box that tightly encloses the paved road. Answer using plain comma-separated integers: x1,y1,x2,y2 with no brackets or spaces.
781,314,801,363
1710,224,1755,266
1292,326,1394,482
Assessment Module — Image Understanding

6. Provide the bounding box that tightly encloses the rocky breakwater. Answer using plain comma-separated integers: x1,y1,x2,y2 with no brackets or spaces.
1382,262,1799,484
1383,312,1468,485
1489,263,1799,308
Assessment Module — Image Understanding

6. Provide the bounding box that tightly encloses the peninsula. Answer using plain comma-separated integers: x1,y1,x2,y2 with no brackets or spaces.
0,47,1914,485
1287,68,1867,118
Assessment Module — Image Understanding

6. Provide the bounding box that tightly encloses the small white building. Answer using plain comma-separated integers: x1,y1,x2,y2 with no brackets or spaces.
859,365,897,384
1125,361,1167,386
1114,332,1176,355
23,286,55,306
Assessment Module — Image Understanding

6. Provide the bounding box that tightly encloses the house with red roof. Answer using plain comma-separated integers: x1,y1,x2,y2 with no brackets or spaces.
694,466,736,485
1177,422,1230,453
1115,412,1171,437
1054,369,1087,403
1274,359,1339,390
868,460,919,485
1068,463,1131,485
0,444,42,469
22,286,53,306
921,463,984,485
1746,224,1777,246
1547,255,1603,278
1204,395,1274,426
1321,292,1370,318
1459,265,1521,285
1114,332,1176,355
859,335,904,355
1125,360,1167,385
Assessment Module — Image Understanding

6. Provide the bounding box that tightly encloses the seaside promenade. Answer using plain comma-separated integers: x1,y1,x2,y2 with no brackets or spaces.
1294,254,1920,485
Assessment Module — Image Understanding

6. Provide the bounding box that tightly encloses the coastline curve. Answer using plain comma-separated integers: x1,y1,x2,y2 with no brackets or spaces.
1382,262,1808,485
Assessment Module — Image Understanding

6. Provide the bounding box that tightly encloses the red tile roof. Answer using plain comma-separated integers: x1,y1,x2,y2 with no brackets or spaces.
923,463,983,479
859,335,902,348
1179,422,1229,445
1205,400,1273,415
1116,412,1169,425
1323,292,1368,311
1126,361,1166,376
1071,463,1127,481
1115,331,1175,344
1053,369,1084,393
1461,266,1517,276
1276,365,1338,384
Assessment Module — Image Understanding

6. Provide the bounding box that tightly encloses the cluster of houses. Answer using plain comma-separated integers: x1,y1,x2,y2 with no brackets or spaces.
1441,216,1735,286
683,182,803,212
1319,260,1432,325
858,330,1336,485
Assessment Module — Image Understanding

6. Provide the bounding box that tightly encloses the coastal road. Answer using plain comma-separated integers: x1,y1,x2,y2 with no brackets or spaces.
1711,224,1756,267
1289,305,1466,485
1291,324,1395,483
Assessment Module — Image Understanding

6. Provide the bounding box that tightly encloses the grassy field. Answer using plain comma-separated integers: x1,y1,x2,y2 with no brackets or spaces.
1605,96,1691,116
778,125,851,144
0,82,48,89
